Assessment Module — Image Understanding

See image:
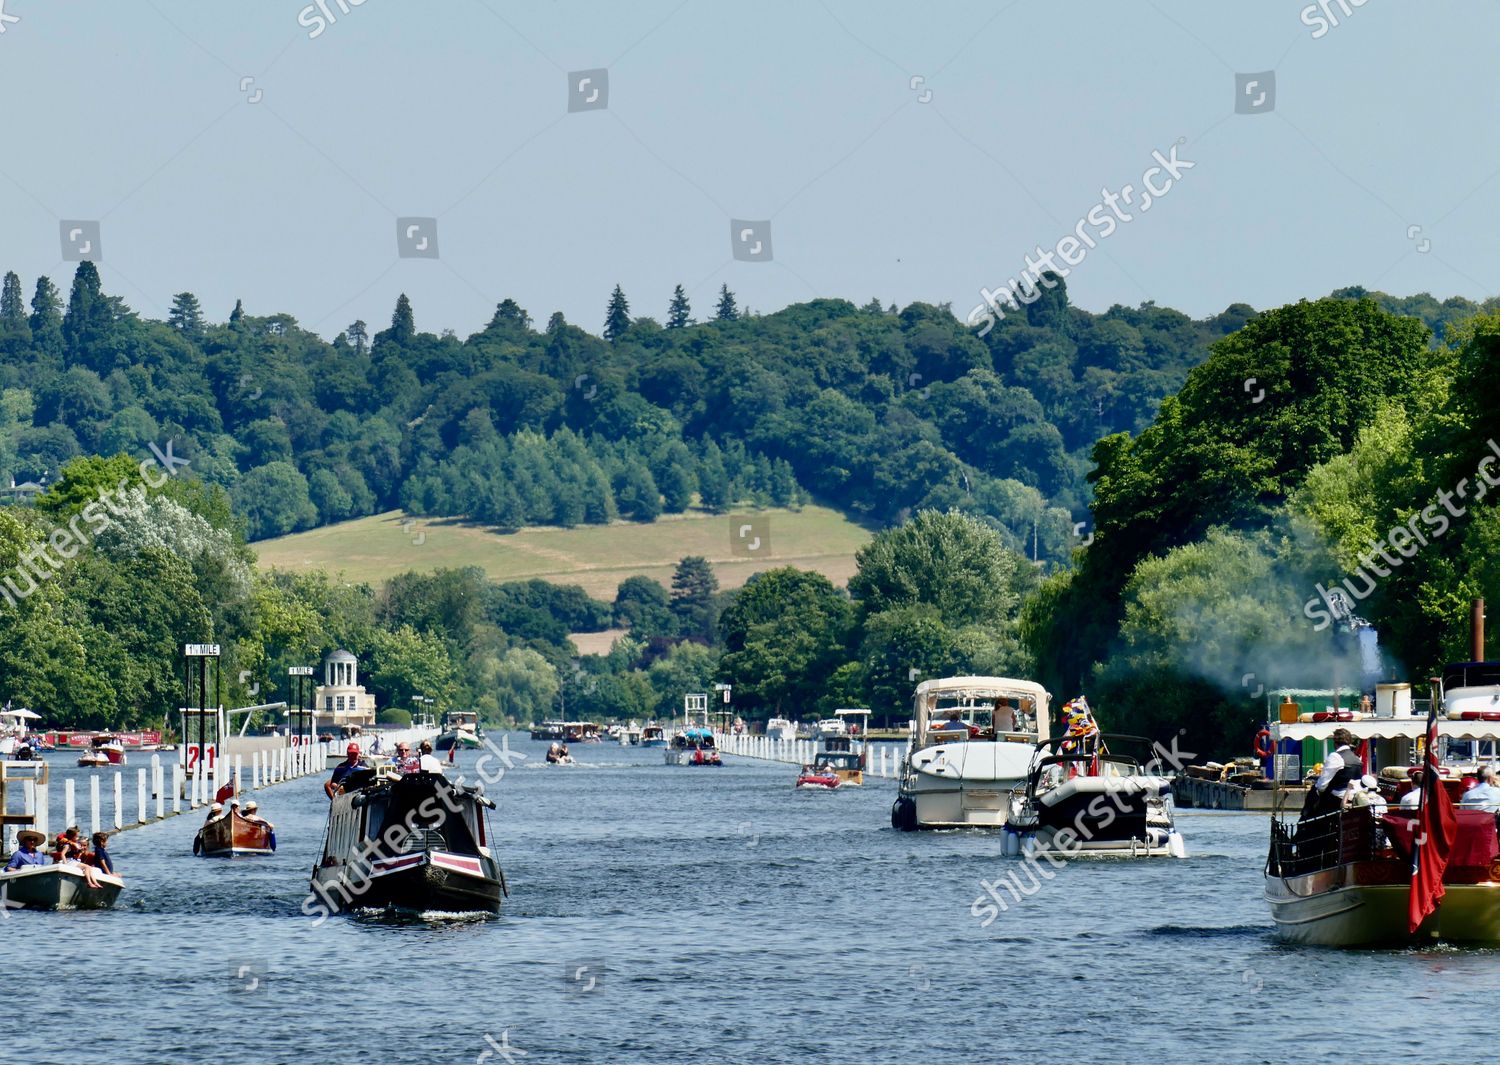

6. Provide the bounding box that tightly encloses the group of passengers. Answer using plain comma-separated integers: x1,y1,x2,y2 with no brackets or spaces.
324,739,442,799
4,825,116,885
1305,728,1500,818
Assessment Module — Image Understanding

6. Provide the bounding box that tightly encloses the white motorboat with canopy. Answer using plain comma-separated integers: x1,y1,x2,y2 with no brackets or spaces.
891,676,1049,830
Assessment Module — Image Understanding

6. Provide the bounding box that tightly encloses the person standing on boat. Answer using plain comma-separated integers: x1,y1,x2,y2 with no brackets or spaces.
4,829,49,869
324,743,369,799
1305,728,1363,818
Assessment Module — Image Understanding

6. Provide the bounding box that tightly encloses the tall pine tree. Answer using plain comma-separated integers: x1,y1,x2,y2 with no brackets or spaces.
667,285,691,328
62,262,109,362
168,292,205,334
715,284,738,321
0,272,30,348
603,285,631,343
229,298,245,324
390,293,415,343
670,555,719,640
29,276,63,355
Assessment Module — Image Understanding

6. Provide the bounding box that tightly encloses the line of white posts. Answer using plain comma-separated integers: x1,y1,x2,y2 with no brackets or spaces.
713,732,903,779
4,742,330,852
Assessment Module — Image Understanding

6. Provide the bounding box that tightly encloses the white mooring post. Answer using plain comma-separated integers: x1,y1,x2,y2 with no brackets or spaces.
137,768,147,824
189,766,200,810
154,759,164,820
252,751,261,789
171,765,183,814
64,778,76,829
112,772,123,830
34,774,48,840
90,775,101,834
233,755,242,797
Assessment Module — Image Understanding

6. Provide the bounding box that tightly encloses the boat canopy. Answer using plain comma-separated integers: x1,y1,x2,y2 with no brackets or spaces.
1271,719,1500,742
682,727,713,740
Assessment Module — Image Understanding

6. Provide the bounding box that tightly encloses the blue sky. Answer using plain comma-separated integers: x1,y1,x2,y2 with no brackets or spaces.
1,0,1495,338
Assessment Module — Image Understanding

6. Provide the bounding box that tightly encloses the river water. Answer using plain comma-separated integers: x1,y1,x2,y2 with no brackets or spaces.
7,734,1498,1065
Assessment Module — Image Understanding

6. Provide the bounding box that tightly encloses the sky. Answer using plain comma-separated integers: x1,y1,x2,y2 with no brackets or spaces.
1,0,1497,340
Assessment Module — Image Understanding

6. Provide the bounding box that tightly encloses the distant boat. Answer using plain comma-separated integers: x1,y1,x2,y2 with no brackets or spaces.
765,717,797,742
563,721,601,743
435,711,483,752
639,724,667,748
666,727,722,767
530,720,565,742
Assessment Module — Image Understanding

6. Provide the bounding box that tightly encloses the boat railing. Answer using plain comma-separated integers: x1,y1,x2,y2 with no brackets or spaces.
1267,807,1378,878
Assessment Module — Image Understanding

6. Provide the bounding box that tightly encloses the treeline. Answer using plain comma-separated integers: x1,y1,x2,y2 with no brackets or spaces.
0,263,1283,561
399,430,804,527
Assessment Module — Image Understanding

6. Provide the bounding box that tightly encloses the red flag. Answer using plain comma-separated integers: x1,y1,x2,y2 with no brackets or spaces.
1408,706,1458,934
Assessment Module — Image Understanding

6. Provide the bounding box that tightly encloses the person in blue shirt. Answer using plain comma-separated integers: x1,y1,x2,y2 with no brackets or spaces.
87,832,115,877
1461,765,1500,813
324,743,369,799
5,830,50,870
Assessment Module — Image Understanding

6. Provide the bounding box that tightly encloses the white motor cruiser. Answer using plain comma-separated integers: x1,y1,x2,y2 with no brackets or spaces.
891,676,1049,830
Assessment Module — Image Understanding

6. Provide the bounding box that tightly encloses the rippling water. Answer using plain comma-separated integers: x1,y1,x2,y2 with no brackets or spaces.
8,734,1499,1065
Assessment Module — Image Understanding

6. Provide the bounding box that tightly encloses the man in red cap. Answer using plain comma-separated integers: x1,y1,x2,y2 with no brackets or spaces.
324,742,369,799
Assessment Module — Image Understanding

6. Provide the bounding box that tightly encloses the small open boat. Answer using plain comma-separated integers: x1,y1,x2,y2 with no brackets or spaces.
78,735,125,767
0,863,123,910
795,764,841,790
193,805,275,857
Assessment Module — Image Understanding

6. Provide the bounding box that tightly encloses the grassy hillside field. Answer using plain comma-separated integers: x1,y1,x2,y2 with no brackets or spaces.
253,506,873,599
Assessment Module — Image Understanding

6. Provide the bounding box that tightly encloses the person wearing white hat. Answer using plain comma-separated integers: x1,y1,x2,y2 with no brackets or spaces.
241,801,274,831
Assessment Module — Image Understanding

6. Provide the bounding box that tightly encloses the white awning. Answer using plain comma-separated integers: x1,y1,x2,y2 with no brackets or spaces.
1271,719,1500,742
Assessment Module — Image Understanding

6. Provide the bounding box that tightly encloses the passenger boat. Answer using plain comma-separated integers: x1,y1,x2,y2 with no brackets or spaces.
0,863,123,910
1003,726,1186,859
766,717,797,743
193,804,275,857
435,711,483,751
891,676,1049,830
529,720,565,742
814,717,848,740
563,721,601,743
1265,608,1500,947
665,727,722,766
639,724,667,748
794,764,841,790
309,765,505,917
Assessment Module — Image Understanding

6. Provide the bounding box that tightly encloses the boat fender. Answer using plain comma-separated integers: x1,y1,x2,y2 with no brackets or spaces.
1253,729,1274,760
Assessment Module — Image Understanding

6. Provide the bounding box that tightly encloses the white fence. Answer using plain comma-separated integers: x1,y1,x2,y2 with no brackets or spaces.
1,742,330,854
714,732,904,780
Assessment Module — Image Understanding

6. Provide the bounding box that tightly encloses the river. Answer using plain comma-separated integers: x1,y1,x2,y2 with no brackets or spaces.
5,734,1497,1065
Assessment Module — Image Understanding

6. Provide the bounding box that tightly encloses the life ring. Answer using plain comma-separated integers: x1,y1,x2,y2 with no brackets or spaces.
1253,729,1274,760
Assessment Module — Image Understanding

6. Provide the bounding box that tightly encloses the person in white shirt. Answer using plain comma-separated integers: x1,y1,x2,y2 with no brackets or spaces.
1400,769,1425,809
1306,729,1363,818
417,739,444,774
1461,765,1500,813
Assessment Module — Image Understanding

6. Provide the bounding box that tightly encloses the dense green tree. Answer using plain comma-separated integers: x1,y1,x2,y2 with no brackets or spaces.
614,575,675,637
718,567,853,717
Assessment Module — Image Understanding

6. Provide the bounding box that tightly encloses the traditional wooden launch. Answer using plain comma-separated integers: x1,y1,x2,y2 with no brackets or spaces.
193,803,275,857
